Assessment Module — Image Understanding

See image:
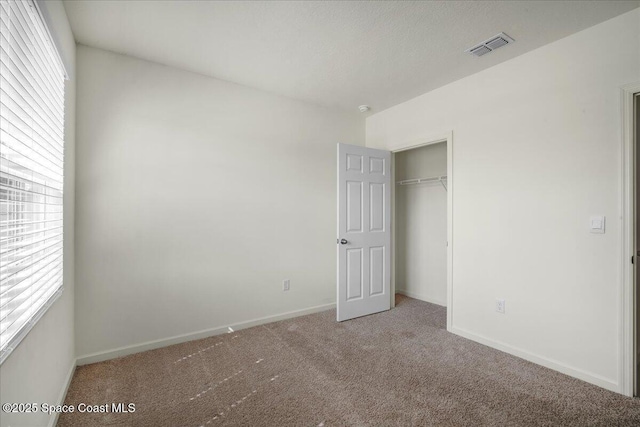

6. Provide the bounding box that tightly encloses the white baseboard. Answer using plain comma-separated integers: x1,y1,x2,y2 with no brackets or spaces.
48,359,76,427
450,325,619,393
77,303,336,366
396,289,446,307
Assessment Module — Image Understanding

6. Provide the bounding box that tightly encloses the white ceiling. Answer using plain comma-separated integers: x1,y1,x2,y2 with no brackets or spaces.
63,1,639,113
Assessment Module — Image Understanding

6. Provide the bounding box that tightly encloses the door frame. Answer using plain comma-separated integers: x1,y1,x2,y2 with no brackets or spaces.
621,82,640,397
389,131,453,331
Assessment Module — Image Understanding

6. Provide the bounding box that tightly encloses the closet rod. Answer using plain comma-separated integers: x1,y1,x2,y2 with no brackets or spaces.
396,175,447,191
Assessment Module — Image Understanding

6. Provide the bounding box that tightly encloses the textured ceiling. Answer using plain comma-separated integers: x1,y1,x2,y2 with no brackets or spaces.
63,1,639,113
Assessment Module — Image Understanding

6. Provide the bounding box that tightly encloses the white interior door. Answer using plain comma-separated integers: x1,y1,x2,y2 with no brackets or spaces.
337,143,391,321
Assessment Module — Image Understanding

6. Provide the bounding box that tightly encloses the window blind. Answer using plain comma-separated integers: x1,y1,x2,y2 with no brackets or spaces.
0,0,66,364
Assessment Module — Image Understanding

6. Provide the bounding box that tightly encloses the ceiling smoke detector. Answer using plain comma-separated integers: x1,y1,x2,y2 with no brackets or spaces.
358,105,370,113
466,32,514,57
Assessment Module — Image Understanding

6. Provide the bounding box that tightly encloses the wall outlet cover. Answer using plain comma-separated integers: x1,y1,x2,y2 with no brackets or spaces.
496,299,505,314
590,215,605,234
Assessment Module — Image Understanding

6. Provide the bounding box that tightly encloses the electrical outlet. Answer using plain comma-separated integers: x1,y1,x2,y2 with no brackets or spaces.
496,299,505,314
283,280,290,291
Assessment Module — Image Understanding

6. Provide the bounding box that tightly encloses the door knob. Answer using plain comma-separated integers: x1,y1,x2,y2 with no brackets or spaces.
339,239,348,245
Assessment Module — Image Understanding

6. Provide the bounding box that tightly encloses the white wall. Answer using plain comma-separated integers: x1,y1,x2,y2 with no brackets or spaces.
395,143,447,306
74,46,364,361
366,9,640,392
0,1,76,426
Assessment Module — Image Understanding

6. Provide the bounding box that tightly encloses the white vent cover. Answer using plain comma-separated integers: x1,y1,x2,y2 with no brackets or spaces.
467,32,514,57
470,45,491,57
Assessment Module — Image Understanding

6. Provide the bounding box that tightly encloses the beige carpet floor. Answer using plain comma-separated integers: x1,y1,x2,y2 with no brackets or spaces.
59,295,640,426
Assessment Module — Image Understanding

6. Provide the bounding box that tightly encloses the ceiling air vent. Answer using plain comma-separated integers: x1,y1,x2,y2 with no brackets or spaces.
466,32,514,57
469,45,491,57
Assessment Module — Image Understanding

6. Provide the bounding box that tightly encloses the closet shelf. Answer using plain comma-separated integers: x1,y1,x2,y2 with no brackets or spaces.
397,175,447,191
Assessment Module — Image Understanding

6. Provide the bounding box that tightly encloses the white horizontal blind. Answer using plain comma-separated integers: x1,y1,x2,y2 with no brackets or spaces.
0,0,65,363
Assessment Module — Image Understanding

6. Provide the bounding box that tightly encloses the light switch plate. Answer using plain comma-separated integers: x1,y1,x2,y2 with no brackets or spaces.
590,215,605,234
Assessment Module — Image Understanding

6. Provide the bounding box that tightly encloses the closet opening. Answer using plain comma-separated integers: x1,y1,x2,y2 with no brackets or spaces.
392,140,449,316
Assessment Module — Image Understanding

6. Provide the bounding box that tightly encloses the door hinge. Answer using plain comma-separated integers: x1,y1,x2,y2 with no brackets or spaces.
633,256,635,264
